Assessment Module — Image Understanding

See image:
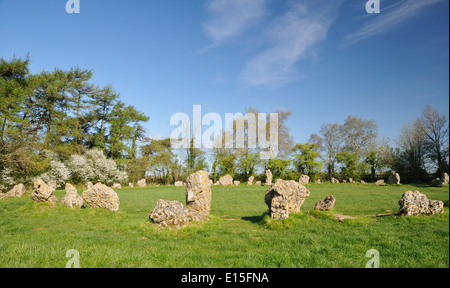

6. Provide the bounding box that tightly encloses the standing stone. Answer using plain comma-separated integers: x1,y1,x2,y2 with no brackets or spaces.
315,179,322,184
348,178,354,184
61,183,84,208
112,183,122,189
264,179,311,220
149,200,190,228
398,191,444,216
174,181,184,187
185,171,212,221
234,181,240,186
129,183,134,188
6,183,27,198
87,182,94,189
48,181,57,192
31,178,58,205
82,183,120,212
247,176,255,186
388,171,401,185
443,173,449,185
265,169,273,186
313,195,336,211
255,181,262,186
137,179,146,187
342,180,347,183
219,175,234,186
376,179,385,186
331,178,340,184
299,175,310,185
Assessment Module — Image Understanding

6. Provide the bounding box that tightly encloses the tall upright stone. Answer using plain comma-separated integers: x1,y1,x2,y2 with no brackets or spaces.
264,179,310,220
388,171,401,185
299,174,310,185
265,169,273,186
61,183,84,208
247,176,255,186
185,170,211,221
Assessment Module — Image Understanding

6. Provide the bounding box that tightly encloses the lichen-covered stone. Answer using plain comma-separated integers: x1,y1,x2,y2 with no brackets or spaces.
398,191,444,216
376,179,385,186
185,170,211,221
247,176,254,186
137,179,146,187
331,177,340,184
5,183,27,198
31,178,58,205
265,170,273,186
82,183,120,212
219,175,233,186
313,195,336,211
299,174,310,185
61,183,84,208
149,199,191,228
265,179,311,220
388,171,401,185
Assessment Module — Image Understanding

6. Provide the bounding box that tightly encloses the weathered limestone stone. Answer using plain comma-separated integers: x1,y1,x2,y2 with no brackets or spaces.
342,180,347,183
388,171,401,185
214,181,220,186
247,176,254,186
112,183,122,189
299,174,310,185
348,178,354,184
82,183,120,212
264,179,311,220
255,181,262,186
137,179,146,187
313,196,336,211
129,183,134,188
361,180,366,184
444,173,449,185
61,183,84,208
6,183,27,198
31,178,58,205
219,175,233,186
185,170,211,221
234,181,240,186
48,181,57,192
149,200,190,228
265,169,273,186
174,181,184,187
316,179,322,184
331,178,340,184
398,191,444,216
87,182,94,189
376,179,385,186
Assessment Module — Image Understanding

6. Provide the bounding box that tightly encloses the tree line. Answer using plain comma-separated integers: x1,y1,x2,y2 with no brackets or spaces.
1,55,448,189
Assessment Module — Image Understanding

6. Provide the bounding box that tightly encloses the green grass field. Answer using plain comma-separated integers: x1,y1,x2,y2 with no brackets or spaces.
0,183,448,268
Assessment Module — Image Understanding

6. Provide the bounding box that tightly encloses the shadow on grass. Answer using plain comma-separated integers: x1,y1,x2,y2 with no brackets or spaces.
241,212,270,226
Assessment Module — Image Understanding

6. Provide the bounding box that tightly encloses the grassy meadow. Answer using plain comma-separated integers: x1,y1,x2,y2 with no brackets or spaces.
0,183,448,268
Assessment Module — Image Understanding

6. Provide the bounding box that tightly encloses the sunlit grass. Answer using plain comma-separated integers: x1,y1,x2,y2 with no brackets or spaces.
0,183,448,268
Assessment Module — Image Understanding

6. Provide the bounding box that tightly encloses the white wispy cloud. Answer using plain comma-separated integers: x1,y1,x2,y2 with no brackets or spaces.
201,0,267,53
344,0,445,47
240,1,339,88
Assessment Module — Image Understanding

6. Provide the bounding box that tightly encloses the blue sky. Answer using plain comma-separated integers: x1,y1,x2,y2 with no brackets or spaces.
0,0,448,146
